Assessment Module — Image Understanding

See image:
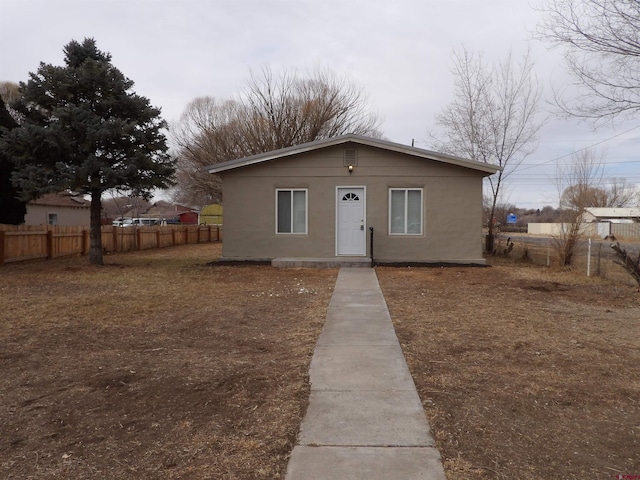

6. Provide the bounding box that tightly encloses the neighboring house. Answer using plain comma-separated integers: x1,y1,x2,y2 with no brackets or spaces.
24,192,90,226
144,201,199,224
205,134,499,265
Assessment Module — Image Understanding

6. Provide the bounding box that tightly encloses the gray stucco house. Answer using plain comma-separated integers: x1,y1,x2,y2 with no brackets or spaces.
205,134,499,265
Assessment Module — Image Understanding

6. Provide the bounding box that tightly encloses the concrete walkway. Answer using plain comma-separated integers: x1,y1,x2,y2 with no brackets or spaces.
285,268,446,480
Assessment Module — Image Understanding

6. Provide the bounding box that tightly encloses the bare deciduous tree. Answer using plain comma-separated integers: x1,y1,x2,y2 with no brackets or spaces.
559,148,638,211
0,81,21,123
560,178,638,210
603,178,640,207
537,0,640,121
170,97,243,206
554,149,605,265
170,68,381,206
429,47,544,252
101,193,151,222
0,81,20,104
243,68,381,148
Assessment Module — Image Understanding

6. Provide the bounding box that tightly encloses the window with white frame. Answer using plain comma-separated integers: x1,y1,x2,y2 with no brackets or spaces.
48,213,58,226
276,189,307,234
389,188,423,235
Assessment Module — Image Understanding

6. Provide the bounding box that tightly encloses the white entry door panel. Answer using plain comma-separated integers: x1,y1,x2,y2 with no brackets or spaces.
337,187,365,256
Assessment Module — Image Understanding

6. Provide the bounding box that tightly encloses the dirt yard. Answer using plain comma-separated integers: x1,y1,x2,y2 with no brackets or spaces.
1,244,639,479
378,259,640,480
0,244,337,479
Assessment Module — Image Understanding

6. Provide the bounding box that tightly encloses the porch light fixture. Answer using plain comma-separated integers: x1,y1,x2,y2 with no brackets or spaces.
348,164,354,174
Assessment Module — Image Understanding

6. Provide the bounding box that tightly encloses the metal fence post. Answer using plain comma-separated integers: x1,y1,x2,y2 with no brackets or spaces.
587,238,592,277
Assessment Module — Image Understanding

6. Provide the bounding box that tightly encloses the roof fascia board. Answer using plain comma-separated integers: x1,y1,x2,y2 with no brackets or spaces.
585,207,640,216
204,134,501,175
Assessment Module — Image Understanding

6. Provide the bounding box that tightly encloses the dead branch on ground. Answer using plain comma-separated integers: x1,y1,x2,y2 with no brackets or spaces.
610,242,640,289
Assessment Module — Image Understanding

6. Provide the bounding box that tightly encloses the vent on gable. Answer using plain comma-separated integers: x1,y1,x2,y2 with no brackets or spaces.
343,147,358,167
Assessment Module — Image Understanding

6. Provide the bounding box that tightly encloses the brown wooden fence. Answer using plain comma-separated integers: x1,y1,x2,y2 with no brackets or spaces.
0,224,222,265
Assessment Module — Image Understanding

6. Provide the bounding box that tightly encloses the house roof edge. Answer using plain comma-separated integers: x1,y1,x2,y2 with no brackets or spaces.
203,134,501,175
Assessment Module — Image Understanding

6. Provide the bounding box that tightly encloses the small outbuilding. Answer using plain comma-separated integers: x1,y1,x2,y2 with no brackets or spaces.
205,134,499,265
583,207,640,239
24,192,90,226
583,207,640,223
199,204,223,225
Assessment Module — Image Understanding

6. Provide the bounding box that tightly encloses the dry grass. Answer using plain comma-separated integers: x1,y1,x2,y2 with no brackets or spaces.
3,243,640,479
0,244,337,479
494,233,640,287
377,260,640,479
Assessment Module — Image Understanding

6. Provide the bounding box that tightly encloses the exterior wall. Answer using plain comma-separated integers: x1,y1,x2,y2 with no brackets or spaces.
527,223,563,235
24,204,90,226
612,222,640,239
179,212,198,224
199,204,223,225
220,144,487,263
527,222,597,237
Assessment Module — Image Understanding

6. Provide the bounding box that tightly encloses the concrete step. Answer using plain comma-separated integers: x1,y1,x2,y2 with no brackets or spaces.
271,257,372,268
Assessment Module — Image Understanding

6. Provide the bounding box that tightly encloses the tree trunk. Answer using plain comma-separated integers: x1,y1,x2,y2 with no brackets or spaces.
611,242,640,287
485,194,498,254
485,232,495,254
89,190,104,265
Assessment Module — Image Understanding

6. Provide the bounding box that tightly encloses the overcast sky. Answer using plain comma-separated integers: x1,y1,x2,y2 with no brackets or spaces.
1,0,639,209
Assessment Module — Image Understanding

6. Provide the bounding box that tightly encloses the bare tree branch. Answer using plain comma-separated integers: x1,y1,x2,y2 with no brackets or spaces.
537,0,640,122
550,148,639,265
428,46,544,250
169,67,381,206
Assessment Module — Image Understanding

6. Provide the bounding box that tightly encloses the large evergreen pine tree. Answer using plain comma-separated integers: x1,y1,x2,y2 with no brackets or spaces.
0,95,26,224
0,38,175,264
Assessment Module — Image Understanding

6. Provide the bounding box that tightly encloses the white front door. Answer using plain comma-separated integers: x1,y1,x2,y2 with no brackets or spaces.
337,187,365,256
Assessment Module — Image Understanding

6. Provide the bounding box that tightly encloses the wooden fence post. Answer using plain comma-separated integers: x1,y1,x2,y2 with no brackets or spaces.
136,229,142,250
47,230,54,259
185,226,189,245
82,230,90,256
0,231,5,266
112,227,119,253
157,229,161,249
172,228,176,246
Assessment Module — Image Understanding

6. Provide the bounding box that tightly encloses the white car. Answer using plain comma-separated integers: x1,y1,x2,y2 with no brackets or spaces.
113,218,160,227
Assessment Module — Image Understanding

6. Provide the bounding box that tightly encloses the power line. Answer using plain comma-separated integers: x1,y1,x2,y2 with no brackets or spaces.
517,123,640,173
519,158,640,166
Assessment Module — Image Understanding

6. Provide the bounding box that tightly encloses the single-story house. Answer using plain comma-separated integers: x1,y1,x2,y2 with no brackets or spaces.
583,207,640,223
144,201,199,224
205,134,499,265
24,192,90,226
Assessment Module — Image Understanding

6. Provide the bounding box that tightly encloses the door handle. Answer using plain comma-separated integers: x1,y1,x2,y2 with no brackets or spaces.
360,220,364,230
